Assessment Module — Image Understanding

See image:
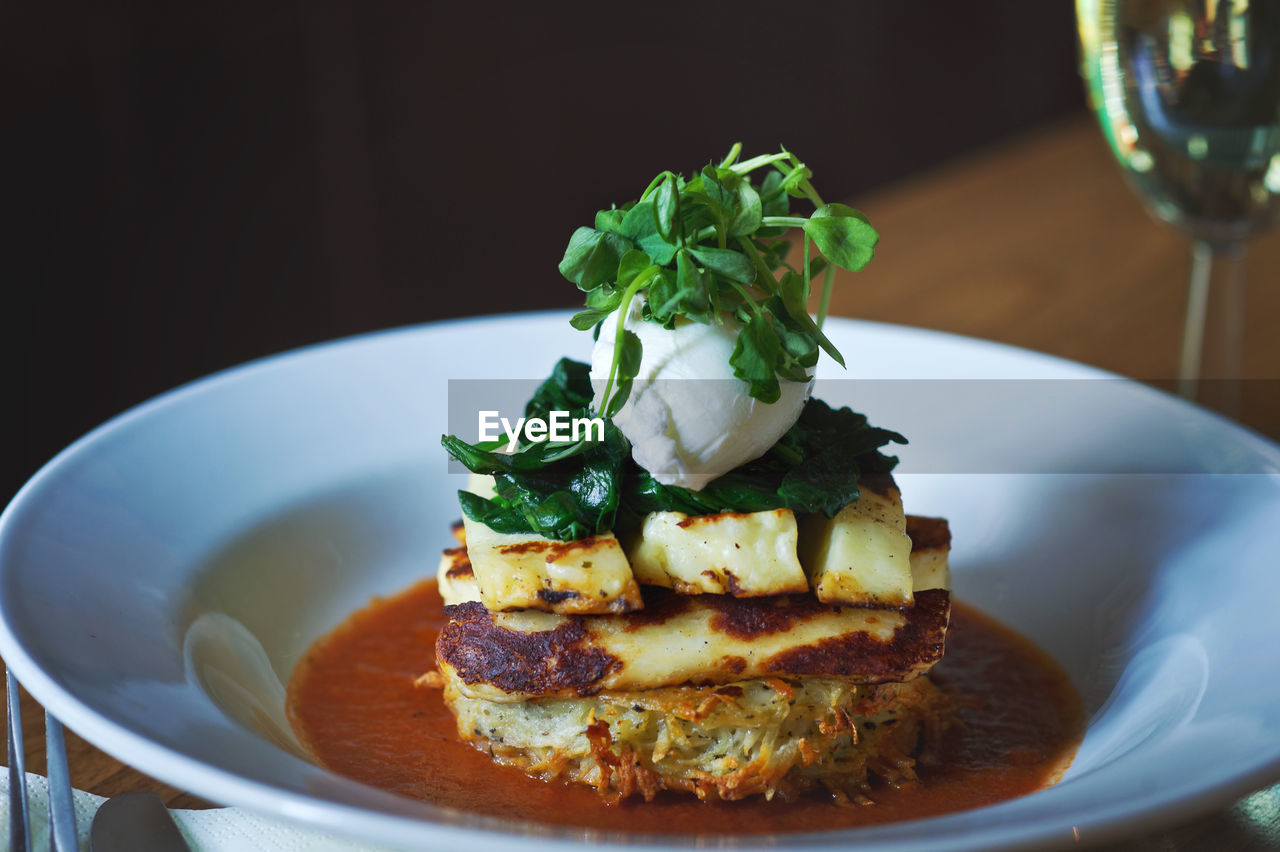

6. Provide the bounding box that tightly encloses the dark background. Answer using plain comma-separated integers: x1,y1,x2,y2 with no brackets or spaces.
2,1,1084,504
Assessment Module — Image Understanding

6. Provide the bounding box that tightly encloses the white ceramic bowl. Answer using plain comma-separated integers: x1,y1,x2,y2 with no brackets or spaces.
2,312,1279,851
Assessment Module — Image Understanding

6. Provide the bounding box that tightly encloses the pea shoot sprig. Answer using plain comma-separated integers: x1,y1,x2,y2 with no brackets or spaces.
558,145,879,417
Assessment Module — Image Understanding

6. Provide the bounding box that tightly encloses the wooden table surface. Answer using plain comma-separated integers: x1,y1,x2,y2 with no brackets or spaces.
3,114,1279,848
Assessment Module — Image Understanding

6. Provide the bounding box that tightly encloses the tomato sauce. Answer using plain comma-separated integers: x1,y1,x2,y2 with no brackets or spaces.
287,580,1083,833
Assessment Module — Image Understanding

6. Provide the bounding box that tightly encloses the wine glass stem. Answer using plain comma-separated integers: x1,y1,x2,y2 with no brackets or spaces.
1178,239,1245,411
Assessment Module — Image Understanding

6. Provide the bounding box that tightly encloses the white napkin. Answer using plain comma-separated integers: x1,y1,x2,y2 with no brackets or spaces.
0,773,399,852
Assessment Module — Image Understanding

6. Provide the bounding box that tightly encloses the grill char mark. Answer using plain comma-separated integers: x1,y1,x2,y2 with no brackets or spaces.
538,589,581,604
438,602,621,696
905,516,951,552
674,509,787,529
761,589,949,680
442,546,473,579
619,587,693,631
703,594,833,640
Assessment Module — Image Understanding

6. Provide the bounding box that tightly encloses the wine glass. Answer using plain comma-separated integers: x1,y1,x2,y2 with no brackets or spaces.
1076,0,1280,408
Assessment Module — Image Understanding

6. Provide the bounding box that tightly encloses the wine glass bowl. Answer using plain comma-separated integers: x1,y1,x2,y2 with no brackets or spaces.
1078,0,1280,395
1080,0,1280,243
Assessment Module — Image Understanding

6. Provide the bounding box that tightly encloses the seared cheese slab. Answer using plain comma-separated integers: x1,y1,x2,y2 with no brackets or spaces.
626,509,809,597
438,544,480,606
460,515,643,614
798,478,914,606
905,515,951,592
437,587,949,702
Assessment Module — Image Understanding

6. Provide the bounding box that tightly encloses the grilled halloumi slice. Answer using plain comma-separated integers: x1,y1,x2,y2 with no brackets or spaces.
435,517,951,703
459,515,643,614
452,471,643,614
798,476,914,606
437,520,478,605
438,546,479,606
437,587,949,703
905,515,951,591
626,509,809,597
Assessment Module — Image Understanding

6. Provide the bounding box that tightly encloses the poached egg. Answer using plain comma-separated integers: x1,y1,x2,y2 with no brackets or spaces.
591,299,811,491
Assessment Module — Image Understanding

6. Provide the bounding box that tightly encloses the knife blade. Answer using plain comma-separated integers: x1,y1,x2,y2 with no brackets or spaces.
89,792,190,852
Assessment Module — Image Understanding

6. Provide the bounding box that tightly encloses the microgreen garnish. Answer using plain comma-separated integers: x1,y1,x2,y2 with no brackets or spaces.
560,145,880,411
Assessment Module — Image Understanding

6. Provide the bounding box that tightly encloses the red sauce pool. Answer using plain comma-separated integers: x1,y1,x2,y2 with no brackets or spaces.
287,580,1083,833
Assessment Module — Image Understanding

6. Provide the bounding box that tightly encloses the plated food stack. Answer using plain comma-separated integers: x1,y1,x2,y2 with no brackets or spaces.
430,147,955,803
434,484,953,802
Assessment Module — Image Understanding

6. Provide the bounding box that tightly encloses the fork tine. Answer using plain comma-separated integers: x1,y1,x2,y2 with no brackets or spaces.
44,712,77,852
7,671,30,852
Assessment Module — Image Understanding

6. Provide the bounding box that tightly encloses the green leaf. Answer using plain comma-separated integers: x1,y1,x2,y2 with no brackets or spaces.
570,308,611,330
779,159,813,198
644,268,677,322
678,191,717,235
615,249,654,288
573,286,625,331
585,284,621,309
730,313,782,403
525,358,594,417
779,269,807,309
594,207,626,232
699,164,737,219
689,246,754,284
457,490,533,534
772,285,846,368
605,329,642,418
649,258,712,324
619,200,656,241
760,170,789,217
708,279,745,316
757,237,791,271
803,203,879,272
727,180,763,237
654,174,680,243
755,174,790,239
559,227,632,290
617,327,643,374
442,434,513,476
620,200,677,265
765,296,820,372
